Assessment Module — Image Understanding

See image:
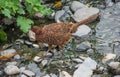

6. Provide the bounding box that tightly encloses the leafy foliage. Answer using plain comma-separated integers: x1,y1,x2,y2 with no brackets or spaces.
17,16,34,33
0,0,53,33
0,29,7,45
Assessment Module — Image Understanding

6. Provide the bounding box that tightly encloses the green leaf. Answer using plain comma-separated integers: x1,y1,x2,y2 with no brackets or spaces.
0,29,7,42
17,8,25,14
1,9,12,19
17,16,34,33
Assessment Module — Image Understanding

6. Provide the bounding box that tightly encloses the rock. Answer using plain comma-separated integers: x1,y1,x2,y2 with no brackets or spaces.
73,57,97,77
83,57,97,70
4,65,20,75
73,7,99,22
0,49,16,56
116,68,120,75
14,54,21,60
43,74,50,77
95,2,120,54
50,73,57,77
92,75,101,77
102,53,116,64
114,75,120,77
24,40,32,45
55,10,65,23
105,0,114,7
33,56,42,62
74,7,99,22
76,41,91,51
20,67,26,73
32,44,39,48
72,58,83,63
15,39,24,44
70,1,87,12
72,25,91,37
28,62,41,77
108,62,120,69
73,64,93,77
23,70,35,77
21,74,27,77
41,59,48,66
55,9,72,23
6,62,18,66
59,71,72,77
87,49,94,54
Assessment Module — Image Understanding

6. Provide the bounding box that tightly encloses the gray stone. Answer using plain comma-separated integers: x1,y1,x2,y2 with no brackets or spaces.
23,70,35,77
87,49,94,54
4,65,20,75
72,25,91,37
73,64,93,77
95,2,120,54
21,74,27,77
6,62,18,66
73,57,97,77
73,7,99,22
76,41,91,51
108,62,120,69
114,75,120,77
28,62,41,77
102,53,116,64
71,1,87,12
14,54,21,60
0,49,16,56
55,10,65,23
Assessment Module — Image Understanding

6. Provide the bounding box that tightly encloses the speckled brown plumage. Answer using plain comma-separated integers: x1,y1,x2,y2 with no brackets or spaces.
29,20,89,50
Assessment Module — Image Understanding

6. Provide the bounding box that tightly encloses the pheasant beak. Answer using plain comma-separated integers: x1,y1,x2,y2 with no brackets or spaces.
28,29,36,41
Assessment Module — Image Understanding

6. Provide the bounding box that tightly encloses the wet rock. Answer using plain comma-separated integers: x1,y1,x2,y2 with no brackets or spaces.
49,73,57,77
73,64,93,77
70,1,87,12
28,62,41,77
55,10,65,23
87,49,94,54
6,61,18,66
21,74,27,77
116,68,120,75
83,57,97,70
41,59,48,66
24,40,32,45
33,56,42,62
92,75,101,77
23,70,35,77
32,44,39,48
43,74,50,77
0,66,4,76
73,7,99,22
108,62,120,69
76,41,91,51
73,57,97,77
59,71,72,77
95,2,120,54
15,39,24,44
14,54,21,60
0,49,16,56
102,53,116,64
72,25,91,37
4,65,20,75
114,75,120,77
20,67,26,73
72,58,83,63
55,9,72,23
105,0,114,7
